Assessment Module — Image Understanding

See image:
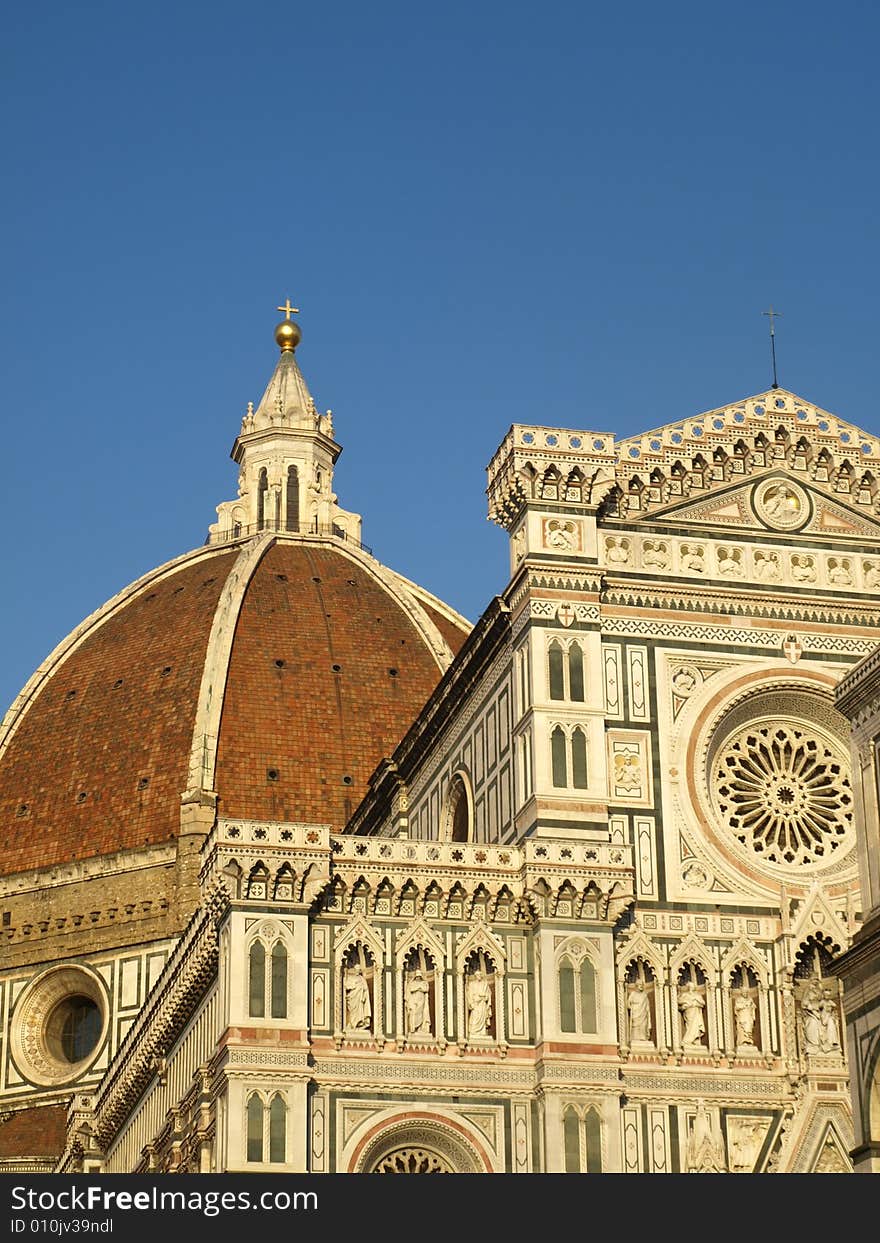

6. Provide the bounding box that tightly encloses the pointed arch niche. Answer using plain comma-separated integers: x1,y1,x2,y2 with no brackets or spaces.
334,919,385,1042
456,925,506,1047
623,959,658,1048
670,942,718,1054
616,935,665,1051
721,941,771,1058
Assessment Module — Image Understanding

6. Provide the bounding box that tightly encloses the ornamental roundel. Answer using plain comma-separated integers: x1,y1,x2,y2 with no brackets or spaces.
712,719,853,869
752,478,810,531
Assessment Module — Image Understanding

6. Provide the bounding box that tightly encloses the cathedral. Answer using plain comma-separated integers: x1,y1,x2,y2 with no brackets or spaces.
2,306,879,1174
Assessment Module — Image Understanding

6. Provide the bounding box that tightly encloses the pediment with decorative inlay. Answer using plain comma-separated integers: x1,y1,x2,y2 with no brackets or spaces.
634,473,880,539
604,389,880,527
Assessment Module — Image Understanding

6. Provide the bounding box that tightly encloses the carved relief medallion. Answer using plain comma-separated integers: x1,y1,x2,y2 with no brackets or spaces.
752,479,810,531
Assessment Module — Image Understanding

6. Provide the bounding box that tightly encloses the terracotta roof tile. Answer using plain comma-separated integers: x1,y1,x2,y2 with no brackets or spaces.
0,553,237,873
215,543,461,827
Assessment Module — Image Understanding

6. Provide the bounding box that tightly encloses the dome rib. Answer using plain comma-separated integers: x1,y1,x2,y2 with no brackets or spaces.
0,533,472,875
212,537,470,829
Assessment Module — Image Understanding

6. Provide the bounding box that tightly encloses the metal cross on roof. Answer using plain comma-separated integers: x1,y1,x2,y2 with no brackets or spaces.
762,305,783,389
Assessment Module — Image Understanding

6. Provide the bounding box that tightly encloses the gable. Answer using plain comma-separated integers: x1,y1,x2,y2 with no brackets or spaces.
602,389,880,530
641,473,880,540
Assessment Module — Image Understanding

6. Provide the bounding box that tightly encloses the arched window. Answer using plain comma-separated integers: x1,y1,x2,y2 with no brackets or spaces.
249,942,266,1018
551,727,568,788
571,728,588,789
549,641,585,702
559,957,577,1033
452,796,469,843
246,1094,263,1163
269,1094,286,1163
551,727,589,791
564,1108,580,1172
518,731,533,804
584,1109,602,1172
579,958,597,1032
445,774,472,843
257,468,268,531
271,942,288,1019
549,642,565,700
285,465,299,532
562,1107,603,1173
568,643,584,702
558,948,597,1034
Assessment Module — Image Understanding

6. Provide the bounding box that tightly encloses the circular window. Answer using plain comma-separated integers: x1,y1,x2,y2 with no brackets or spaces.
11,966,108,1086
702,688,855,875
714,722,852,866
45,995,102,1065
373,1148,454,1174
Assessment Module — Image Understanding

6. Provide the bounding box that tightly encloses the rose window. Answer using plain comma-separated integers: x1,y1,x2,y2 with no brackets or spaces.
714,722,852,867
372,1148,453,1173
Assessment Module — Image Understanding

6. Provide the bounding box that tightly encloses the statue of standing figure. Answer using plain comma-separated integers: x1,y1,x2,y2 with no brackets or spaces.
344,964,371,1031
466,969,492,1039
733,987,757,1048
679,980,707,1046
819,988,841,1052
627,981,652,1042
405,967,431,1036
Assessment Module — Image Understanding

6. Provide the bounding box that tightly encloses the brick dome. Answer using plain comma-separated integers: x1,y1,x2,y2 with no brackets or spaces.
0,534,469,876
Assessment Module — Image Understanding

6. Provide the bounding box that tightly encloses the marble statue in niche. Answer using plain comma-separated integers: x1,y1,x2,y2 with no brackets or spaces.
405,966,431,1036
466,968,492,1038
627,981,652,1042
344,963,372,1031
678,976,707,1046
734,988,757,1048
801,979,841,1054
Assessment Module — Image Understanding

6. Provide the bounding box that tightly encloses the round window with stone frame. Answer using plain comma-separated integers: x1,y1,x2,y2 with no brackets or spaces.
707,690,854,872
10,965,109,1087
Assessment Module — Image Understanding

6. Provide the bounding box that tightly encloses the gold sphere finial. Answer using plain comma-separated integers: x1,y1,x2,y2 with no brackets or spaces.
275,297,302,353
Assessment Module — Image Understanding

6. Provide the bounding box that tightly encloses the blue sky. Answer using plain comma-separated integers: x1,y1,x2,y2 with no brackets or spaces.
2,1,878,713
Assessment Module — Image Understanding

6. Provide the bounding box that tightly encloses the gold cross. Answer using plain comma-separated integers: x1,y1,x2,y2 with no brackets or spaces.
277,298,300,320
